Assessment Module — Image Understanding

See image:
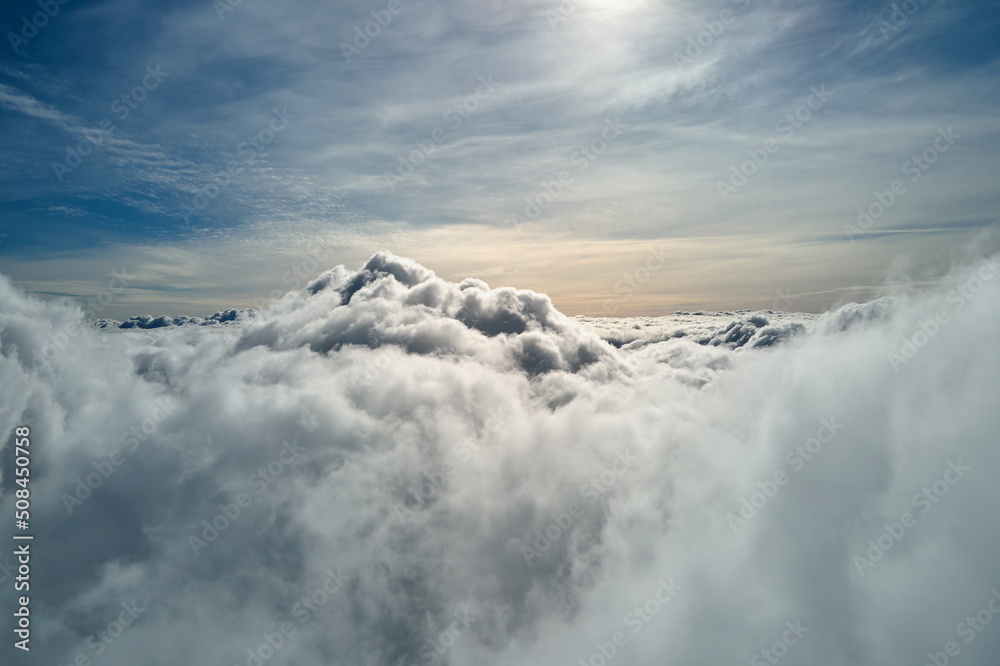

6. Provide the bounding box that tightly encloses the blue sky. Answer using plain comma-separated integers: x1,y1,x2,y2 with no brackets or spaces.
0,0,998,317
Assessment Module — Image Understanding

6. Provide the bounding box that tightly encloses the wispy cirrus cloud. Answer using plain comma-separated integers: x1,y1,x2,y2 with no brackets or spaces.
0,0,997,314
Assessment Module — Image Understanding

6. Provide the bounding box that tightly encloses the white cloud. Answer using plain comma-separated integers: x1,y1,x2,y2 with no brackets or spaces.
1,252,999,664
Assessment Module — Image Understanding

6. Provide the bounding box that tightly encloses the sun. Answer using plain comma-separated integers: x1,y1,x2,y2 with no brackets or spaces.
545,0,651,28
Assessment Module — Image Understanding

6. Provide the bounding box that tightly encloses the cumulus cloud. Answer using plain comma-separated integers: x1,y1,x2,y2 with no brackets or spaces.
1,252,999,665
92,309,251,330
576,310,817,351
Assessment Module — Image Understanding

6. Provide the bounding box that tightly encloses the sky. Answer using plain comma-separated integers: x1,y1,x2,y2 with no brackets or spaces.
0,0,999,317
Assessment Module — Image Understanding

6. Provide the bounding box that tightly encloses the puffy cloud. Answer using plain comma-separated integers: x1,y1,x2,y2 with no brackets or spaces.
577,310,817,351
1,252,999,665
94,309,251,329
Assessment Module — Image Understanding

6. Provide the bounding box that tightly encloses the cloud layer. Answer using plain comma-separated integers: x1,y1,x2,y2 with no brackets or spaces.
1,252,1000,665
